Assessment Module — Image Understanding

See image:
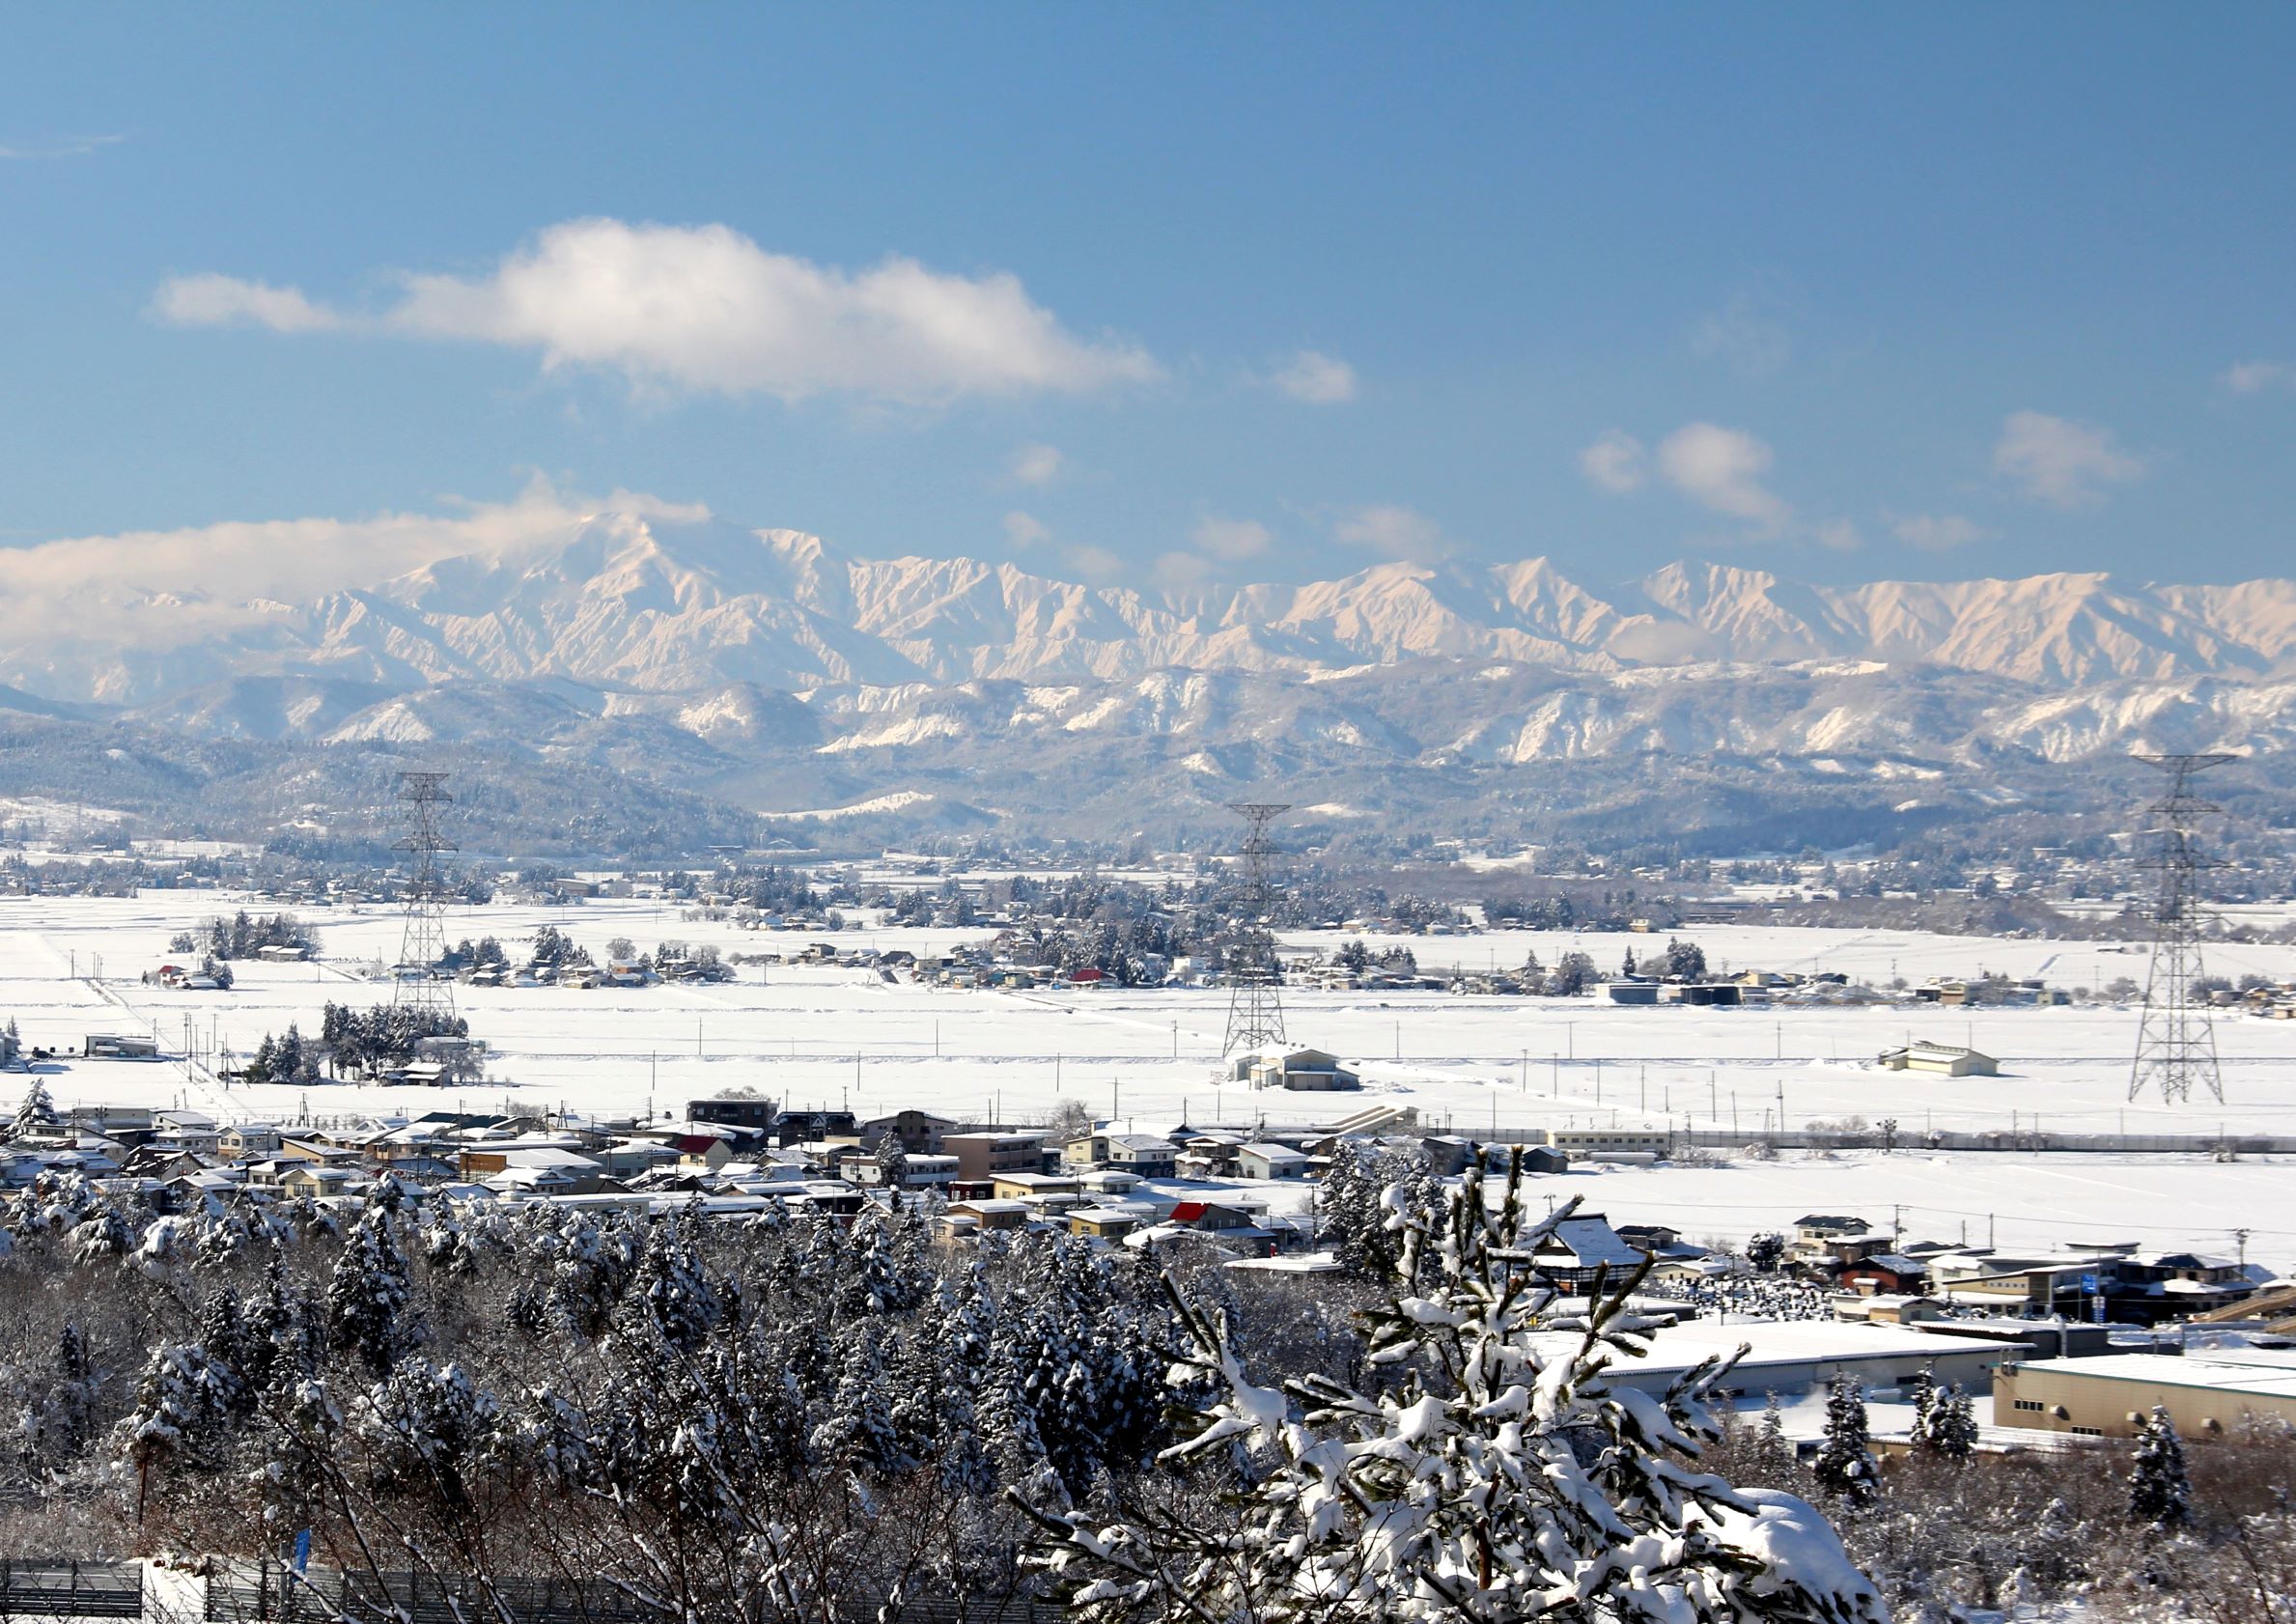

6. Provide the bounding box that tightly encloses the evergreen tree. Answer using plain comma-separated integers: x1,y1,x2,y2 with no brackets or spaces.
1930,1383,1978,1461
1812,1369,1879,1505
12,1075,57,1140
2127,1405,2192,1528
327,1187,417,1374
1023,1163,1889,1624
1906,1365,1939,1452
1757,1389,1794,1471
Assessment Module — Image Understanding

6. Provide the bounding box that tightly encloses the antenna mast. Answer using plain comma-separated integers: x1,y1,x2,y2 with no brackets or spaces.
2128,753,2234,1105
1222,801,1291,1058
393,771,458,1022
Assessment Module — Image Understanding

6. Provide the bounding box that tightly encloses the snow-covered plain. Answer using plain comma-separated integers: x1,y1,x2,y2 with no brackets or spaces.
6,891,2295,1268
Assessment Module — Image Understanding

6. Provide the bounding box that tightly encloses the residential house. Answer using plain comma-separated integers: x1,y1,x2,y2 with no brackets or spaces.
860,1108,958,1155
1062,1131,1179,1177
1237,1143,1309,1180
943,1132,1050,1182
1524,1214,1647,1294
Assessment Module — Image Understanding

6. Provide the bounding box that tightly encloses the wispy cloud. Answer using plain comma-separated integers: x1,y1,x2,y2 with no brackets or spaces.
153,217,1162,405
1689,292,1791,378
0,132,126,160
151,274,343,333
1578,431,1647,493
2223,360,2293,395
1655,422,1791,532
1189,516,1272,563
1890,513,1987,552
1333,503,1450,563
1002,511,1052,549
0,476,706,645
1009,443,1063,487
1994,410,2142,507
1268,349,1358,404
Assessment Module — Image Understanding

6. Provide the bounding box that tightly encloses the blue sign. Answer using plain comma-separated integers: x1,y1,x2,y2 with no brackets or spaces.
2079,1273,2100,1293
293,1529,311,1576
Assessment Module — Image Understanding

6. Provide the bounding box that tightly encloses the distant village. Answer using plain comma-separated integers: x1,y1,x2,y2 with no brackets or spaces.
3,1031,2290,1459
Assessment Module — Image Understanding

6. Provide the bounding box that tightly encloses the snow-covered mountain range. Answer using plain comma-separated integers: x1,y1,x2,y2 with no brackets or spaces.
18,511,2296,704
3,510,2288,838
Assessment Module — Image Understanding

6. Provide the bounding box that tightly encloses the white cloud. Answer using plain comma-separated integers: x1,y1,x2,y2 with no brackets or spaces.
1010,443,1063,487
154,217,1161,404
1270,349,1358,404
1579,431,1648,493
1002,510,1052,548
2223,360,2294,395
1067,545,1124,583
1152,551,1217,591
1656,422,1791,531
0,133,125,160
1815,520,1863,553
0,477,707,645
1890,513,1987,552
1333,504,1450,563
1994,410,2142,506
1689,294,1790,378
1189,516,1272,563
150,273,342,333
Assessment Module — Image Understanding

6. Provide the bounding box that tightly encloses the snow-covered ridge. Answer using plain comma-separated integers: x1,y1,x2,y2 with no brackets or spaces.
11,510,2296,708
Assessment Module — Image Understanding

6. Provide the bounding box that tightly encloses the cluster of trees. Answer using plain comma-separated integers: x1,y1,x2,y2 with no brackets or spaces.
0,1175,1199,1616
437,937,511,972
1330,938,1419,977
317,1002,471,1078
0,1140,2280,1619
528,926,592,969
602,938,732,980
1520,944,1601,995
168,910,318,961
241,1003,474,1083
1621,936,1710,979
1707,1364,2264,1620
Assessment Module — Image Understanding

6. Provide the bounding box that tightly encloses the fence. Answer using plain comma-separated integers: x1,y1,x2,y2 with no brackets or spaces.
0,1560,144,1618
202,1562,1067,1624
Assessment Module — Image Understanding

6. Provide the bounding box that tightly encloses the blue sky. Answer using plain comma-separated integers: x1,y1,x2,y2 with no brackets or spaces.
2,7,2292,597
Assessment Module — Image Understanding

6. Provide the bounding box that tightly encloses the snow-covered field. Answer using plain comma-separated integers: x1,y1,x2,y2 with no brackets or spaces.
5,890,2294,1268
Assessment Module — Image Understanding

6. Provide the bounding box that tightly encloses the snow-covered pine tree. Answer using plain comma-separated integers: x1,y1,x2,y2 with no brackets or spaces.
1758,1389,1794,1472
1929,1384,1977,1461
19,1323,96,1480
1813,1369,1879,1505
810,1322,910,1475
2127,1404,2192,1529
11,1075,56,1141
1905,1365,1939,1452
1318,1137,1404,1275
326,1185,417,1374
1022,1160,1890,1624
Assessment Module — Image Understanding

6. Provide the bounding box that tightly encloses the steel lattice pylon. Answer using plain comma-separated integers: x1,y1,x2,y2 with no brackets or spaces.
2128,753,2235,1105
1222,801,1291,1059
393,771,458,1022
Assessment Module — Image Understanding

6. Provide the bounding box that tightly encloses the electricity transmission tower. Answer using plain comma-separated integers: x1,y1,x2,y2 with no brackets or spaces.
393,771,458,1022
2128,753,2234,1105
1221,802,1291,1059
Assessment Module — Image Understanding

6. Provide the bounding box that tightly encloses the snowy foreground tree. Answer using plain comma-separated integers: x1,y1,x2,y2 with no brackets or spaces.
1022,1160,1890,1624
2126,1405,2191,1530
